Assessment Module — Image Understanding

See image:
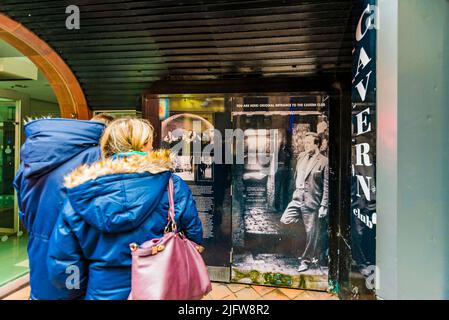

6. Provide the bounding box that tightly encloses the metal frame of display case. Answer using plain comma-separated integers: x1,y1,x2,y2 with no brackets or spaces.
92,109,142,118
0,99,21,238
142,83,352,290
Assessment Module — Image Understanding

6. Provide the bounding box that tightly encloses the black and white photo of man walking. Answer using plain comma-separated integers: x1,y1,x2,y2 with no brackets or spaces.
280,132,329,272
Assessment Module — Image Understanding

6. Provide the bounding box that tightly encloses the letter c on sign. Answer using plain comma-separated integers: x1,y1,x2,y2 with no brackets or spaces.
356,4,377,41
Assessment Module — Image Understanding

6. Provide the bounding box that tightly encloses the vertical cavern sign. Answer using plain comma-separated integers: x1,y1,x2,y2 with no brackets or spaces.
350,0,378,298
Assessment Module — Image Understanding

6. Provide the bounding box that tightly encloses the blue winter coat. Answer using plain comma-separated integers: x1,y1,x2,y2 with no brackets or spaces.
13,118,105,300
47,151,203,300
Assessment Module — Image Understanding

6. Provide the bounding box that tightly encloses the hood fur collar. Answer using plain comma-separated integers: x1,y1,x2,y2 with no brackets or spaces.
64,149,173,188
23,115,53,125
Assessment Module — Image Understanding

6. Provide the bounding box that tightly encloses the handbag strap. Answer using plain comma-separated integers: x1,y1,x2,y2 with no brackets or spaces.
165,176,177,232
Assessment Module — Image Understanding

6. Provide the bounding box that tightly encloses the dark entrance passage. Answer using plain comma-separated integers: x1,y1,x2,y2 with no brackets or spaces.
1,0,356,297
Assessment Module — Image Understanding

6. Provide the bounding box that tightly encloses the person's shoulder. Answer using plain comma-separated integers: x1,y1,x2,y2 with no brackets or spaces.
317,153,329,165
171,173,189,187
60,198,83,226
297,151,307,158
171,174,192,194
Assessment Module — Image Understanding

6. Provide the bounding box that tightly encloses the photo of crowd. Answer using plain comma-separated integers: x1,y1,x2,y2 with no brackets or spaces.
161,113,215,182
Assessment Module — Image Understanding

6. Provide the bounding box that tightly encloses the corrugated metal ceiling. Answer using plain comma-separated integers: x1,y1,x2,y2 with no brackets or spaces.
1,0,354,110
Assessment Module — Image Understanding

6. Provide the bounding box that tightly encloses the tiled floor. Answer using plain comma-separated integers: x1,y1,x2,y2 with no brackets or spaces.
2,283,338,300
2,285,30,300
202,282,338,300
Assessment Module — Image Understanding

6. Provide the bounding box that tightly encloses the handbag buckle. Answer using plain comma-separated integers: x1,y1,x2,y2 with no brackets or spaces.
164,221,177,234
196,245,205,254
151,244,165,255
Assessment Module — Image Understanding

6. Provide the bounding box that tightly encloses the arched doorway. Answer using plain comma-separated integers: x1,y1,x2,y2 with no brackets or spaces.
0,13,90,119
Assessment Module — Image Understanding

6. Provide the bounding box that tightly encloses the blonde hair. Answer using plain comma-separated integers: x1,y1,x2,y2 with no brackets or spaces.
100,117,154,158
91,113,114,125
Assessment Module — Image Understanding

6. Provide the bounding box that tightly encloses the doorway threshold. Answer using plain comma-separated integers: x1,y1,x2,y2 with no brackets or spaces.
0,273,29,300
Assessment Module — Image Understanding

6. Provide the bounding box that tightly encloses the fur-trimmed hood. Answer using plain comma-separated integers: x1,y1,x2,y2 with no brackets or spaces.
63,150,174,233
64,149,173,188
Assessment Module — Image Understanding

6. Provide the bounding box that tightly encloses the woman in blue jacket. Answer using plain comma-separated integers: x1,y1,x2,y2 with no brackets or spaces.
47,118,203,300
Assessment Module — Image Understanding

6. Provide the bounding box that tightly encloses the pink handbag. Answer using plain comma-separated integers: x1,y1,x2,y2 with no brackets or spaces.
128,177,212,300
